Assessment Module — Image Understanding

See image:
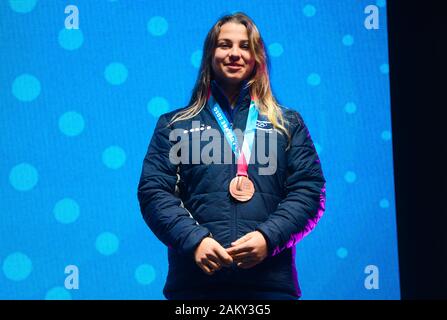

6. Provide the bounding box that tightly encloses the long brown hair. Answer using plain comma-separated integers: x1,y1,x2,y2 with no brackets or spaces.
168,12,291,146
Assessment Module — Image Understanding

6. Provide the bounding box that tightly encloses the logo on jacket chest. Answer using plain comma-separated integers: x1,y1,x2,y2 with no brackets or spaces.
256,120,274,132
180,120,274,136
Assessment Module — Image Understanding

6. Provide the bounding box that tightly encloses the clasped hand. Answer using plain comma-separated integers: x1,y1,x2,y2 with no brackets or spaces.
194,231,268,275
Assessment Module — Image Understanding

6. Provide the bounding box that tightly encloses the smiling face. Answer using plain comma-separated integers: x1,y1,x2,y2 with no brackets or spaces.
211,22,256,87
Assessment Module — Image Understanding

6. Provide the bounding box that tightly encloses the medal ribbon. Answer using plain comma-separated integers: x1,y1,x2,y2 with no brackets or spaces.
209,94,258,177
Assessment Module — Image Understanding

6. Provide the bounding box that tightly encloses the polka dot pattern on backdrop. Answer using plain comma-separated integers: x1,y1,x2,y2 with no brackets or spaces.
147,97,170,118
147,16,168,36
191,50,202,68
9,0,37,13
380,63,389,74
337,247,348,259
96,232,119,256
58,111,85,137
307,73,321,86
342,34,354,46
344,171,357,183
303,4,316,17
104,63,128,85
9,163,38,191
102,146,126,169
376,0,386,8
12,74,41,102
381,130,392,141
380,198,390,208
344,102,357,114
53,198,80,224
58,28,84,51
2,252,32,281
135,264,156,285
45,286,72,300
268,43,284,57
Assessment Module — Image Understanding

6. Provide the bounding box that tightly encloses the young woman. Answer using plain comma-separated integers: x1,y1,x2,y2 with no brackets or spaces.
137,12,326,300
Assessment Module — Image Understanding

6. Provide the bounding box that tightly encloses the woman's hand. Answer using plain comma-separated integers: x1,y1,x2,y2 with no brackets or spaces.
194,237,234,275
226,231,268,269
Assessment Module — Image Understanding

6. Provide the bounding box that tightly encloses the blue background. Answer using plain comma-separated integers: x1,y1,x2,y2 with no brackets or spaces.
0,0,399,299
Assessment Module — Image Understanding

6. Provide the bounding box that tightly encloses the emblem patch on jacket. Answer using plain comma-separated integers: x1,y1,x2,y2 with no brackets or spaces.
256,120,274,131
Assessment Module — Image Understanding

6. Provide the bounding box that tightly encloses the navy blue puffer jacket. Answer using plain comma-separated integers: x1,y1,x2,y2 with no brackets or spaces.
137,80,326,299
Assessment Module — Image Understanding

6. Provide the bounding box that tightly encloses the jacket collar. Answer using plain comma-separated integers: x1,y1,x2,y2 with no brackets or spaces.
209,79,251,112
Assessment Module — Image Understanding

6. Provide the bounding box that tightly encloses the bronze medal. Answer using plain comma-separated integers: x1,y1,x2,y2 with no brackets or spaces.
229,175,255,202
